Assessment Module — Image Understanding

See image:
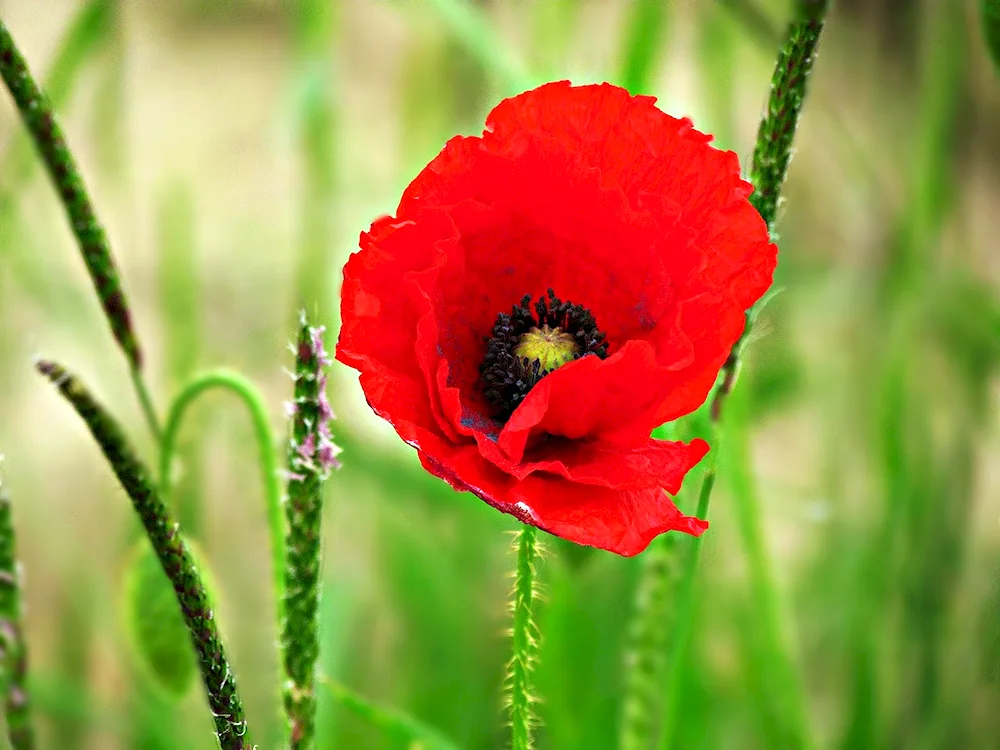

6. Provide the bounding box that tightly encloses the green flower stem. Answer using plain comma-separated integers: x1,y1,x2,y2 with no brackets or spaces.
656,3,829,748
281,317,338,749
159,370,285,620
507,525,540,750
0,18,141,369
0,468,35,750
36,360,251,750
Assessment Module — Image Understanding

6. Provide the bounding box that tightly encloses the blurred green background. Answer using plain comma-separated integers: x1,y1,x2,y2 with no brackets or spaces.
1,0,999,748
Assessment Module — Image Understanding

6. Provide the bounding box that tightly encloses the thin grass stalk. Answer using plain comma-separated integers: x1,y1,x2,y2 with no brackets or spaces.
527,0,583,81
659,463,715,749
319,677,461,750
0,19,141,370
617,0,672,94
0,0,114,327
657,3,830,748
506,525,541,750
156,184,204,534
281,316,339,749
723,386,812,747
0,467,34,749
49,581,93,750
697,2,739,150
617,535,678,750
0,0,113,193
88,0,127,183
985,0,1000,71
423,0,534,94
842,3,968,746
35,360,250,749
292,0,337,321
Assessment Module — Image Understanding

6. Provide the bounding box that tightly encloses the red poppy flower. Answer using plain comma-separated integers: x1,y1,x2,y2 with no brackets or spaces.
337,81,775,556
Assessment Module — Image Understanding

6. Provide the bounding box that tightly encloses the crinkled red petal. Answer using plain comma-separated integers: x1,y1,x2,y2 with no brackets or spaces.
337,81,775,554
417,439,709,557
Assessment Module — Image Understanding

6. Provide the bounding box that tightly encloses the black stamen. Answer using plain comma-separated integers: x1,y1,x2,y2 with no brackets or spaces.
479,289,608,420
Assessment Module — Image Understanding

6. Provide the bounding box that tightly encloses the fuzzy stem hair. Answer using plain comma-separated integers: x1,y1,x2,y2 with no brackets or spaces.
507,525,541,750
281,314,339,749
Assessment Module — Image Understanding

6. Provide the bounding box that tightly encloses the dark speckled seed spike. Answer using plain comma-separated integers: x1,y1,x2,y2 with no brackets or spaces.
0,20,142,369
0,464,34,750
281,313,340,750
35,360,250,750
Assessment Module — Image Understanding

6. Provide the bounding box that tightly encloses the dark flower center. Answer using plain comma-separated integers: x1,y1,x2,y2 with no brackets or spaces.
480,289,609,420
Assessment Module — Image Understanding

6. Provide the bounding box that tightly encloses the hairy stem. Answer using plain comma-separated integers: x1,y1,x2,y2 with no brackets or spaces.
507,525,540,750
281,316,338,749
0,467,34,749
159,370,285,621
36,361,250,749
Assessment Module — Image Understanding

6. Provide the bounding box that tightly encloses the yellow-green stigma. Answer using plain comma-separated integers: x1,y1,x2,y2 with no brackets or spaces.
513,325,580,374
480,289,609,420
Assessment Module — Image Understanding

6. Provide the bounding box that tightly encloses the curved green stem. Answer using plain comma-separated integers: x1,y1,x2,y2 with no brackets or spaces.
159,371,285,618
507,525,540,750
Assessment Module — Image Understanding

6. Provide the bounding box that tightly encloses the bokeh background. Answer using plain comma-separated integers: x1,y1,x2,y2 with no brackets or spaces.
1,0,999,748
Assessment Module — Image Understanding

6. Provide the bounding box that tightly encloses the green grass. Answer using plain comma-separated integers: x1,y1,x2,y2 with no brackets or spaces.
1,1,999,749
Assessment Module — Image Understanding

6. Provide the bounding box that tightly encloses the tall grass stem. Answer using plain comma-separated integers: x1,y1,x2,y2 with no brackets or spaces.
617,0,672,94
659,464,715,749
0,19,142,370
0,465,35,749
36,360,251,749
424,0,534,94
657,3,830,747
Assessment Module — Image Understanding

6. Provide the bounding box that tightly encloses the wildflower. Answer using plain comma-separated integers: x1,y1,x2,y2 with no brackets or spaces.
337,82,775,555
